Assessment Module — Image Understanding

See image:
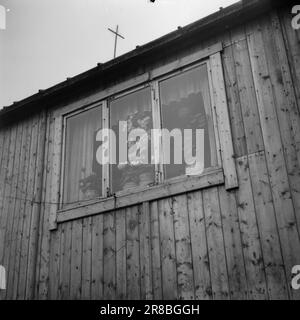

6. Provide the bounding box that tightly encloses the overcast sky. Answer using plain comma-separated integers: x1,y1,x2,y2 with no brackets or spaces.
0,0,237,108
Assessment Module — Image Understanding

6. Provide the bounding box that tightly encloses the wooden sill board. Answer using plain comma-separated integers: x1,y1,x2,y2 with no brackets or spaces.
55,168,224,226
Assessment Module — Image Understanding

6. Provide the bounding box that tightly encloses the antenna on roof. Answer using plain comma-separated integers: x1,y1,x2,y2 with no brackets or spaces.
108,25,125,59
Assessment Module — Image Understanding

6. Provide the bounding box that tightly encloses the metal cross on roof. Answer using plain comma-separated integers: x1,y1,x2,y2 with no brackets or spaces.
108,25,125,59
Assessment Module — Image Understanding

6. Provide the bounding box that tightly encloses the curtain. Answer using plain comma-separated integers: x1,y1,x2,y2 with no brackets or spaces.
63,106,102,205
159,64,217,179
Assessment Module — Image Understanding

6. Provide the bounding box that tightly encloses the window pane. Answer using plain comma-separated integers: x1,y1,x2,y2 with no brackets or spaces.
110,87,155,193
63,106,102,206
159,64,217,180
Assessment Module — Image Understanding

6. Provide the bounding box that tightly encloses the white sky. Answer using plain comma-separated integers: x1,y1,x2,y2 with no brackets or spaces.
0,0,237,108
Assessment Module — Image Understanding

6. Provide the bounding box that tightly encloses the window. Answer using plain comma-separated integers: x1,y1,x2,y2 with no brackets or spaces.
159,64,217,180
60,63,220,209
54,44,238,222
62,105,103,206
110,86,155,193
48,44,239,228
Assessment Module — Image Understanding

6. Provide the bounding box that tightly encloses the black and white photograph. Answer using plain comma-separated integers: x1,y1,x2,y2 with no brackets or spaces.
0,0,300,313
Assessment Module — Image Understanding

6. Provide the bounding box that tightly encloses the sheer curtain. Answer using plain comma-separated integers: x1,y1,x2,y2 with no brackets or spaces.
63,106,102,206
111,87,152,125
159,64,217,180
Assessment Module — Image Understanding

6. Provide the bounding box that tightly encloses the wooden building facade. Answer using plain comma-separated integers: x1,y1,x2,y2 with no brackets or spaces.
0,0,300,300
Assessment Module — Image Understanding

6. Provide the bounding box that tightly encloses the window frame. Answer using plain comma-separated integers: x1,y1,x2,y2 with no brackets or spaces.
108,83,158,195
154,60,222,184
48,41,237,229
60,60,222,209
59,101,107,210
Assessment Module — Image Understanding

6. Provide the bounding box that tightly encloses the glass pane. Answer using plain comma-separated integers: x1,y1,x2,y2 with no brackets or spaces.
159,64,217,180
63,106,102,206
110,87,155,193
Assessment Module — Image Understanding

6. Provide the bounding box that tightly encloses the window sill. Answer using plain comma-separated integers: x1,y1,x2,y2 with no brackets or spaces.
56,168,224,225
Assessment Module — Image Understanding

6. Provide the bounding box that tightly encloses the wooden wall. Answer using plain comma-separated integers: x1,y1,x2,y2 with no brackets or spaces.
0,7,300,300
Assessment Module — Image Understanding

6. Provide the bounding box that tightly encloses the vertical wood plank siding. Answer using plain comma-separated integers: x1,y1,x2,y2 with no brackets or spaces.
0,9,300,300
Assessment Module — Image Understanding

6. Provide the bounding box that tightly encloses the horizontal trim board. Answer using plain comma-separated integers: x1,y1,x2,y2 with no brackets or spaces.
56,169,224,225
150,42,223,80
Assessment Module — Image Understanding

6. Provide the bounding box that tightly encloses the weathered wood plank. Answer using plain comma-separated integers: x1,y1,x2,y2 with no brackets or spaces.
70,219,83,299
159,198,177,299
0,126,16,270
279,7,300,114
203,187,229,299
235,155,268,299
49,116,63,230
0,128,12,244
17,115,39,299
139,202,153,300
231,27,264,155
12,119,33,299
49,228,61,299
26,111,47,299
187,191,212,299
0,127,12,300
222,41,247,157
56,222,65,299
115,209,127,299
36,113,54,299
34,112,50,298
81,216,92,299
0,127,10,293
172,195,194,299
149,201,163,300
248,151,288,299
218,186,248,299
58,221,72,299
103,211,116,299
0,128,5,168
3,122,24,299
210,52,238,190
126,206,140,300
91,214,104,300
6,120,29,299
